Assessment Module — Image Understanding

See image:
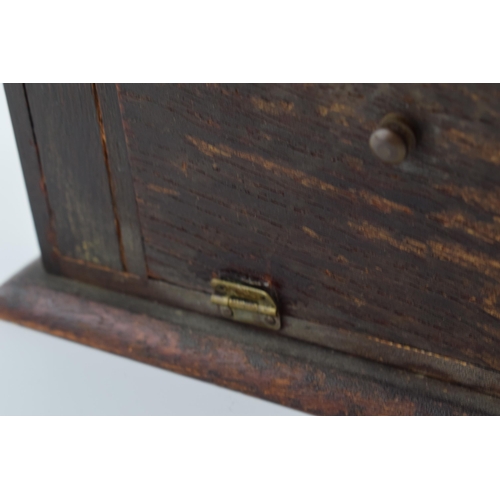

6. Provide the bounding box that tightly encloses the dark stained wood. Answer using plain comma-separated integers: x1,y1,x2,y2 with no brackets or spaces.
24,84,123,270
95,84,147,277
114,84,500,374
3,84,60,274
55,254,500,400
2,260,500,416
7,83,500,413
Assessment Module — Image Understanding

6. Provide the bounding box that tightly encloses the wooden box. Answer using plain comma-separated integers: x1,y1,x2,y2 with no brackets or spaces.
2,83,500,415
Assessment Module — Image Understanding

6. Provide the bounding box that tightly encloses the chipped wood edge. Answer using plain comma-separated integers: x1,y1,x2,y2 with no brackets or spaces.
55,254,500,400
3,84,60,274
1,260,500,415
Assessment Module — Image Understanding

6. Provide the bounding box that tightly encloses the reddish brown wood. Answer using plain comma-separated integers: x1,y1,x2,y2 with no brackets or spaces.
3,84,59,274
115,84,500,373
1,260,499,415
95,84,147,277
7,84,500,413
24,84,123,269
55,254,500,400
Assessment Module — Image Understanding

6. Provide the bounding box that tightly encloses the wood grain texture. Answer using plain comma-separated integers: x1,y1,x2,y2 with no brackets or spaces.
2,260,500,415
9,83,500,410
115,83,500,373
95,84,147,277
24,84,123,269
55,254,500,400
3,84,59,273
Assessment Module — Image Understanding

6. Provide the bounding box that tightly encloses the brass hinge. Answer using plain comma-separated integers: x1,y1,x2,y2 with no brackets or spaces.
210,278,281,331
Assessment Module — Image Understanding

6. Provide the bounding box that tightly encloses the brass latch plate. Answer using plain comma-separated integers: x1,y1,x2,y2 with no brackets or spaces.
210,278,281,331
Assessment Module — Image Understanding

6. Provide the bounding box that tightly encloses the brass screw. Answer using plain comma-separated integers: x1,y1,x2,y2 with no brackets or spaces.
265,316,276,326
220,306,233,318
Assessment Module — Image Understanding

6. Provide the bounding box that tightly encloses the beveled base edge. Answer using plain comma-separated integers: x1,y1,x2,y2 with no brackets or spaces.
1,259,499,415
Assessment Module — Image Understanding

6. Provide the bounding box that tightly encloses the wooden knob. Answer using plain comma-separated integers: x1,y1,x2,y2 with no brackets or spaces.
369,114,416,164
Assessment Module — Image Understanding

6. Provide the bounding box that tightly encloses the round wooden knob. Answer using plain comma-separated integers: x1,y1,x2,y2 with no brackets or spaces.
369,114,416,164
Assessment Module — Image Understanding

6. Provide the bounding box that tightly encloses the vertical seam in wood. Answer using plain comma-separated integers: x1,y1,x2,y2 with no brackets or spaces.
91,83,127,271
113,82,148,274
22,84,59,260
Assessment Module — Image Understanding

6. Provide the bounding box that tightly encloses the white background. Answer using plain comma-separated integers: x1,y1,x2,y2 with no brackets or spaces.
0,85,303,415
1,2,499,497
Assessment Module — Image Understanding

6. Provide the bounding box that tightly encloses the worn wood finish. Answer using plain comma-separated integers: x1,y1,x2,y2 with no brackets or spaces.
95,84,147,277
54,255,500,399
3,84,59,274
115,84,500,374
2,260,500,416
7,83,500,414
25,84,123,269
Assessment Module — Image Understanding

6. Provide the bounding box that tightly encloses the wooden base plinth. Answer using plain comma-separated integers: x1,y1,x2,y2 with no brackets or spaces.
1,260,499,415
